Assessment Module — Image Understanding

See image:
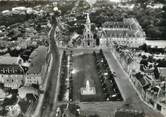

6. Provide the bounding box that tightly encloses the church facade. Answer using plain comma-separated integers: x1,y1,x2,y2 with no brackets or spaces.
81,13,96,47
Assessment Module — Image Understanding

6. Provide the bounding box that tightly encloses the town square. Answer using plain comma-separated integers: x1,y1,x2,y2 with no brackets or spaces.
0,0,165,117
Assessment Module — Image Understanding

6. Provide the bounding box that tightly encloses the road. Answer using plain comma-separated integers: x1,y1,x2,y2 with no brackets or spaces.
37,23,61,117
103,48,163,117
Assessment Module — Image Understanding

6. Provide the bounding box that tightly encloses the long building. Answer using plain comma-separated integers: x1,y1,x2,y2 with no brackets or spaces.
99,18,146,48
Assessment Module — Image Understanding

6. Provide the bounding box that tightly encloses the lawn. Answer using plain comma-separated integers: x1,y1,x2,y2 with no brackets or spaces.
72,53,105,102
28,46,48,73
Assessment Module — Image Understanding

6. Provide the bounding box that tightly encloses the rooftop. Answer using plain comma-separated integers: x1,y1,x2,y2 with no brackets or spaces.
0,64,24,75
0,56,18,65
158,67,166,77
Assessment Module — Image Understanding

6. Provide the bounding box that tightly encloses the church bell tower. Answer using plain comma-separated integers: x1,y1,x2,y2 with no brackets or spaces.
81,13,96,47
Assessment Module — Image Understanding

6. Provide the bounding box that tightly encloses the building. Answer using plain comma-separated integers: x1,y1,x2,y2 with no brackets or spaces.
115,108,145,117
130,68,166,116
25,73,42,86
81,13,96,47
99,18,146,48
0,64,24,89
24,64,43,88
158,67,166,81
145,83,166,116
18,86,39,99
0,56,28,89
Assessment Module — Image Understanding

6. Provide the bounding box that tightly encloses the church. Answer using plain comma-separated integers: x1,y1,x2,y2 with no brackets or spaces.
81,13,96,47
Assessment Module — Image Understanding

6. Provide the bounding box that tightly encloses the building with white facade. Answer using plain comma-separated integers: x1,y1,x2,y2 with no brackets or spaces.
99,18,146,48
0,56,27,89
24,63,44,88
0,64,24,89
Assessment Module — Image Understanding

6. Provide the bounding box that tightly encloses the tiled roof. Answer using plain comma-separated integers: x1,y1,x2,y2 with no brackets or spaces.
0,64,24,75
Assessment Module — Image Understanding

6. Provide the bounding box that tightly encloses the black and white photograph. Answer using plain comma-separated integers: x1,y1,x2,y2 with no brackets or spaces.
0,0,166,117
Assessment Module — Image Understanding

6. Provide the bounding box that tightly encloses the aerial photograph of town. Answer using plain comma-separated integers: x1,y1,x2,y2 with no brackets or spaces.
0,0,166,117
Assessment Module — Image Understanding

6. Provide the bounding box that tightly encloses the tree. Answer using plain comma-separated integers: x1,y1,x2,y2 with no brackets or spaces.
135,0,155,9
89,114,99,117
154,66,159,79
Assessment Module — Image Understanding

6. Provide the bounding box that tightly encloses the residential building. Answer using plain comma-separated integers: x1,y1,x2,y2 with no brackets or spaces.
145,83,166,116
18,86,39,99
158,67,166,81
0,56,29,89
130,69,166,116
24,64,44,88
0,64,24,89
115,108,144,117
25,73,42,86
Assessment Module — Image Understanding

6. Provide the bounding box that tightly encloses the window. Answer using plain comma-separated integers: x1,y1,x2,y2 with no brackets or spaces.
88,34,90,38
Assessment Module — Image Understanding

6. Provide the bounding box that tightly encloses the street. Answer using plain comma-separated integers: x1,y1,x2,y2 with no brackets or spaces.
37,24,61,117
103,48,164,117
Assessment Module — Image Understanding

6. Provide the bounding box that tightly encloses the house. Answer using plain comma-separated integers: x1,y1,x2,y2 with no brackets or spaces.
24,63,43,88
145,84,166,116
0,64,24,89
25,73,42,86
18,86,39,99
0,56,29,89
115,108,144,117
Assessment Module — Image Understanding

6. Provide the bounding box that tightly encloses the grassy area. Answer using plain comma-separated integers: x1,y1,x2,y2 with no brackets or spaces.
72,54,105,102
28,46,47,74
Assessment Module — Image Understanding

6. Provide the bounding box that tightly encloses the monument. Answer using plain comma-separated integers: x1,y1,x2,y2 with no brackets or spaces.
81,80,96,95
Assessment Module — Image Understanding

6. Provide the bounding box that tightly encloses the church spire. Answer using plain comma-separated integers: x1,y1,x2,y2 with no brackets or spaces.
86,13,91,24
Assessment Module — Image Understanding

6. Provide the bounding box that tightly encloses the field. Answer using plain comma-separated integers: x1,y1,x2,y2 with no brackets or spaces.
72,53,105,102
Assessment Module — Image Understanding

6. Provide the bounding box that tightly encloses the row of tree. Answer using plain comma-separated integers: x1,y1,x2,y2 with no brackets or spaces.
58,51,68,101
93,50,123,101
